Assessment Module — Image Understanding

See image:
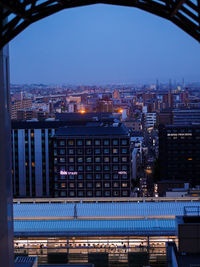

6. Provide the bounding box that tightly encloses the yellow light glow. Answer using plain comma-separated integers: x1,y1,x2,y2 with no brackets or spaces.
188,158,193,161
80,110,86,114
118,109,123,113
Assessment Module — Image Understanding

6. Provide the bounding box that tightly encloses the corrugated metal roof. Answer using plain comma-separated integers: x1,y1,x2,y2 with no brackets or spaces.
13,202,200,218
14,219,175,234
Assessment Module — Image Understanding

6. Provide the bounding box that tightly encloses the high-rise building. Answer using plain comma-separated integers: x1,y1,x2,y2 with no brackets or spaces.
52,124,131,198
172,109,200,125
159,125,200,185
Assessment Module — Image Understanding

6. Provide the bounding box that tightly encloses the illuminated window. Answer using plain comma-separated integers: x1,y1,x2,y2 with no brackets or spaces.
31,133,34,138
122,182,128,188
86,140,92,146
69,191,75,197
87,182,92,188
122,174,128,179
69,157,74,163
78,174,83,179
95,173,101,179
113,190,119,196
78,165,83,171
113,157,119,163
103,140,109,146
78,191,84,197
95,140,101,145
113,165,119,171
59,140,65,146
96,182,101,188
77,157,83,163
121,139,128,145
104,165,110,171
113,182,119,187
95,149,101,154
61,183,66,188
121,148,127,154
60,191,66,197
104,157,109,163
86,157,92,163
104,182,110,188
69,183,75,188
59,149,65,156
113,174,119,179
68,140,74,146
77,149,83,155
25,162,28,166
60,157,65,163
122,157,127,162
86,166,92,171
104,148,109,154
86,173,92,179
122,165,127,170
113,148,118,154
105,191,111,196
77,140,83,146
112,139,118,145
87,191,93,197
31,162,35,167
122,190,128,196
95,165,101,171
95,157,101,163
69,166,74,171
78,182,83,188
96,191,101,196
68,149,74,155
104,173,110,179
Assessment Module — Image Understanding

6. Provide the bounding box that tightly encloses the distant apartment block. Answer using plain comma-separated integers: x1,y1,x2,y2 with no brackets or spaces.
144,113,157,129
11,98,32,120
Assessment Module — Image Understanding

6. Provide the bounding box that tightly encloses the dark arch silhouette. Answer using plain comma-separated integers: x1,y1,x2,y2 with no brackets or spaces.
0,0,200,48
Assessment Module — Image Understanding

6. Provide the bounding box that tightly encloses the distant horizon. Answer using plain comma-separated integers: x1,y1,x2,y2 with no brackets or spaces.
10,80,200,87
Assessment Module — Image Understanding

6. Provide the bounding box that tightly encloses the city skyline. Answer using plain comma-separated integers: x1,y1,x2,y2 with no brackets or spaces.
10,4,200,85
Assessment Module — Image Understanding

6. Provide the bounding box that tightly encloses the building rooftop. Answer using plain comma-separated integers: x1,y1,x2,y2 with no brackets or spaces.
54,124,128,137
13,201,200,237
13,201,200,219
14,218,175,237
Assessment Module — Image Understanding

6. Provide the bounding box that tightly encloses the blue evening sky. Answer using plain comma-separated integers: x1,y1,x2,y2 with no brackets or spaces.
10,4,200,85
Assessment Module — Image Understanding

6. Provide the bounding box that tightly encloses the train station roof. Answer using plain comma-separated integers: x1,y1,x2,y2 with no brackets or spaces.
14,201,200,220
13,200,200,237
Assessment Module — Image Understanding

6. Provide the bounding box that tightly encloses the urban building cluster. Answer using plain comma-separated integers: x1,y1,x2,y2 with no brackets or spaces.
10,82,200,198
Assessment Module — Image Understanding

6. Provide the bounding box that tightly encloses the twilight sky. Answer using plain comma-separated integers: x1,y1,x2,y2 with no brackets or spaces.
10,4,200,85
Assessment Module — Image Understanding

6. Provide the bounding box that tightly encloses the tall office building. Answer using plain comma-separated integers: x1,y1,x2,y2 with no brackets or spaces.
159,125,200,185
53,123,131,198
172,109,200,125
11,121,56,198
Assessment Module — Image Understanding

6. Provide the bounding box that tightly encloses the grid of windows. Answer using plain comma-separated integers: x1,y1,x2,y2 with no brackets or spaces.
54,136,130,197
